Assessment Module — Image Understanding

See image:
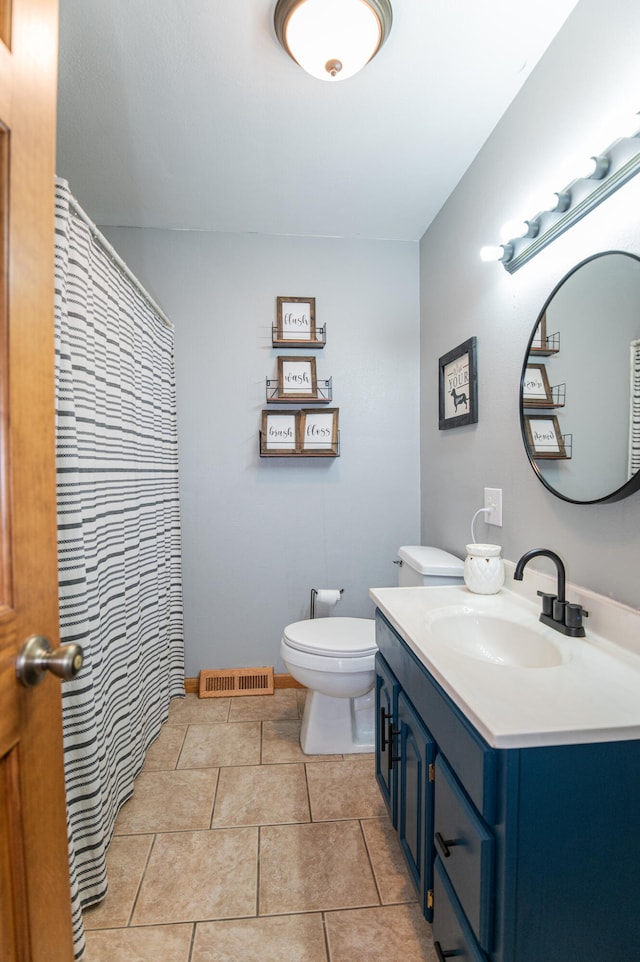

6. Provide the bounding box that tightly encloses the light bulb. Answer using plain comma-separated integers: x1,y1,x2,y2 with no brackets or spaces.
500,220,530,242
480,244,513,264
283,0,385,82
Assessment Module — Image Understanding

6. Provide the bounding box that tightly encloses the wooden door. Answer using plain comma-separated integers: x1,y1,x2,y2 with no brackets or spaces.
0,1,76,960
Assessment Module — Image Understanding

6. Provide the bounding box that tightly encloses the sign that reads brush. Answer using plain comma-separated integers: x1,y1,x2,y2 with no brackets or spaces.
260,411,299,453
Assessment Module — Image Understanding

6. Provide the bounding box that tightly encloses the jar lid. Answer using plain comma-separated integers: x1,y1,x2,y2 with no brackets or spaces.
466,543,502,557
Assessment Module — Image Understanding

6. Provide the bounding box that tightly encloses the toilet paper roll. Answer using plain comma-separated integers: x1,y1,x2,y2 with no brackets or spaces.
314,589,342,607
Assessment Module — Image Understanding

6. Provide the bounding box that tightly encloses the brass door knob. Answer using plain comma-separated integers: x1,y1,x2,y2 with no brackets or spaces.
16,635,84,687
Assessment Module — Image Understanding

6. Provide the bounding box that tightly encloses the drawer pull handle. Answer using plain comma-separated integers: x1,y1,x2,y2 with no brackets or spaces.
434,941,457,961
435,832,459,858
388,726,401,771
379,707,391,751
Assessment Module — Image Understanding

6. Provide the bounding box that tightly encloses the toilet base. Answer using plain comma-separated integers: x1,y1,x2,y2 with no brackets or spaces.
300,688,375,754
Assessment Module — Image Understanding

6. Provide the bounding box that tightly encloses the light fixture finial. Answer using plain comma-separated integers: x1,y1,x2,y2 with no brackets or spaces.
274,0,393,83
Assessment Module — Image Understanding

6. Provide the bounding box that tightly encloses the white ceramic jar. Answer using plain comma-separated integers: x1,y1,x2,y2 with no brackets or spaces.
464,543,505,594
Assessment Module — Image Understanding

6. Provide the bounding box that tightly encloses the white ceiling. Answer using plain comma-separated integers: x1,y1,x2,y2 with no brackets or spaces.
56,0,580,241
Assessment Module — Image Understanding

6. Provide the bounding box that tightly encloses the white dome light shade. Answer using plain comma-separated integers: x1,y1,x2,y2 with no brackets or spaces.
275,0,392,82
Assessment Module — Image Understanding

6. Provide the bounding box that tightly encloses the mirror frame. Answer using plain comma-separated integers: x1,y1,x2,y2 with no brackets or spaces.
519,250,640,505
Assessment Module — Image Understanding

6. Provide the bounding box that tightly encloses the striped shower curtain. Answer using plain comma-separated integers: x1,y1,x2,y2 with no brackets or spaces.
53,179,185,959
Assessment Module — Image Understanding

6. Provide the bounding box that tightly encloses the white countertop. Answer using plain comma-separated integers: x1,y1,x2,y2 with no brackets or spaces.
369,581,640,749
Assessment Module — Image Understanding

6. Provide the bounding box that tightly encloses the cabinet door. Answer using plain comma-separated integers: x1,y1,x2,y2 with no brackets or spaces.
398,690,436,920
375,653,398,825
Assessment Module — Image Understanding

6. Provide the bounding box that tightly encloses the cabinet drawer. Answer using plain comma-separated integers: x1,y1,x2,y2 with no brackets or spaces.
433,857,488,962
434,754,494,951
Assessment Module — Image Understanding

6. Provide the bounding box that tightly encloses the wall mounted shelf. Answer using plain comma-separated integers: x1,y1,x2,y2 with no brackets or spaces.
259,431,340,458
272,323,326,349
523,382,566,409
266,377,332,404
260,408,340,458
531,433,572,460
528,335,560,356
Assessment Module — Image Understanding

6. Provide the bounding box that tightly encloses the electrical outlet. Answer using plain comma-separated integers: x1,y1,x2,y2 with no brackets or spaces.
484,487,503,526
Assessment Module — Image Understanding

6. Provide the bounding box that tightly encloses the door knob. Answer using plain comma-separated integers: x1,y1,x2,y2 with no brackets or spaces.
16,635,84,688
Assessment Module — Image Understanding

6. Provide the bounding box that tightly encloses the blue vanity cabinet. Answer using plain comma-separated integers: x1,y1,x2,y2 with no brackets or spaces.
374,608,640,962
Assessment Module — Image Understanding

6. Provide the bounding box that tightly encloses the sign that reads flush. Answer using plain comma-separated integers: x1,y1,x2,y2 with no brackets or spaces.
276,296,316,342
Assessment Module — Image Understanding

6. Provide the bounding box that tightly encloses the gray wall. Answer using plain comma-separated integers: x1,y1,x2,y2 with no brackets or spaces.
102,229,420,676
419,0,640,607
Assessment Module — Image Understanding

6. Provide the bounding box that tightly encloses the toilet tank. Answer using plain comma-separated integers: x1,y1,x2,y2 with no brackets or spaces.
397,545,464,587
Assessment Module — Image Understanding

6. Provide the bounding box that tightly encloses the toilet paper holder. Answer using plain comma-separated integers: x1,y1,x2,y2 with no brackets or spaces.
310,587,344,619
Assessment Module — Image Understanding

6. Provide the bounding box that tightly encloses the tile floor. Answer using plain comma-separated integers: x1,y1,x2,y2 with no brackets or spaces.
83,689,438,961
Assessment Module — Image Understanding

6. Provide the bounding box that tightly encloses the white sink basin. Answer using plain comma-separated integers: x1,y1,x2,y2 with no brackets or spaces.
370,583,640,748
425,605,566,668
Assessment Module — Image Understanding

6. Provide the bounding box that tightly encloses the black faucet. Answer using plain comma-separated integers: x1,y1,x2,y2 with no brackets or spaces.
513,548,589,637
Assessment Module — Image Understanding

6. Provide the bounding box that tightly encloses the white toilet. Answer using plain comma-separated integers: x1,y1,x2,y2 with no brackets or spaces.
280,546,465,754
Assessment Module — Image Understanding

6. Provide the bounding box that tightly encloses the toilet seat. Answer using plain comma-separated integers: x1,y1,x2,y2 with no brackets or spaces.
283,617,376,658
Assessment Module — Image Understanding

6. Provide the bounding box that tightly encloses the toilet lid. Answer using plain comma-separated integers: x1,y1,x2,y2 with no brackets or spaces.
283,617,376,657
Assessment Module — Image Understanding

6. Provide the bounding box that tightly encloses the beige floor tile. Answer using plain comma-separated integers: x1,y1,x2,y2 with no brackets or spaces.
142,723,187,770
361,817,419,904
228,689,299,722
192,914,328,962
132,828,258,925
177,721,261,768
114,769,218,835
325,904,438,962
212,763,310,827
259,820,379,915
83,835,153,930
306,757,388,821
83,923,193,962
261,720,342,764
167,693,230,724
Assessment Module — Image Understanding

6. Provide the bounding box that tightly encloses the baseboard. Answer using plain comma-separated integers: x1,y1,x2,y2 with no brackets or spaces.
184,673,304,694
273,673,305,689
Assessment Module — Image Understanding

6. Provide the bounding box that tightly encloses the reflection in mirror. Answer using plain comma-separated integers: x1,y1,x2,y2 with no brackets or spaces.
520,251,640,504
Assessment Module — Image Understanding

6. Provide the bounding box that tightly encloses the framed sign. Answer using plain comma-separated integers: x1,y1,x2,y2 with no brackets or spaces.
276,296,316,342
522,363,553,406
277,356,318,399
530,311,547,351
300,408,339,455
524,414,567,459
438,336,478,430
260,410,299,454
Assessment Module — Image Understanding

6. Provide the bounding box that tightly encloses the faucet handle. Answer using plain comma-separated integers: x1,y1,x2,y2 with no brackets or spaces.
536,590,556,617
565,603,589,629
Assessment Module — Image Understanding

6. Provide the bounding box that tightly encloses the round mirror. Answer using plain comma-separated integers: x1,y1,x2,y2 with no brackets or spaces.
520,251,640,504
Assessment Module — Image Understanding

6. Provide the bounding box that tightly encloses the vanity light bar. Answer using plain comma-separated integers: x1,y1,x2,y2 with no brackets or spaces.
482,114,640,273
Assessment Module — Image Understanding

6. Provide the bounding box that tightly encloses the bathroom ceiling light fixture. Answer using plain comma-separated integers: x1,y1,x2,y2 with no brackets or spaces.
482,111,640,273
274,0,393,82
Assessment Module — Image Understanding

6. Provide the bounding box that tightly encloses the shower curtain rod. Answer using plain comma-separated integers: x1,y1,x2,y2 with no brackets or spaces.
57,177,174,331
